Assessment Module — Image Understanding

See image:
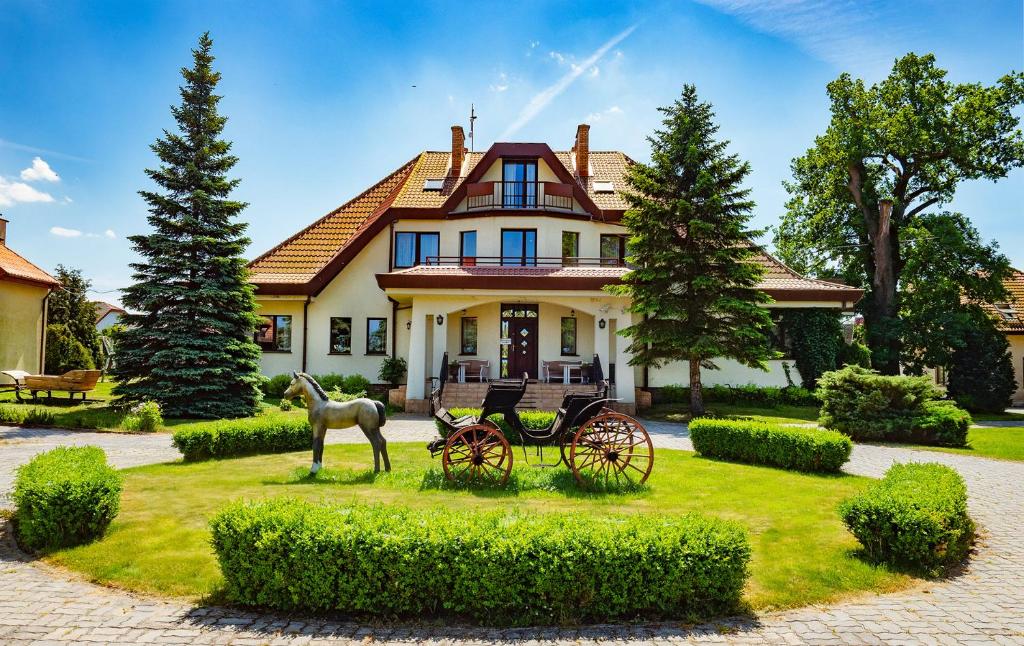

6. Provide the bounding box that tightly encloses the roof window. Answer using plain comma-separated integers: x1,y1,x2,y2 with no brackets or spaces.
994,302,1016,320
423,178,444,191
593,180,614,193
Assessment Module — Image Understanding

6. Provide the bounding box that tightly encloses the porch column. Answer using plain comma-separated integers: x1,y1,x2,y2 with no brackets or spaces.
432,312,448,383
406,301,428,400
594,314,610,377
613,317,635,403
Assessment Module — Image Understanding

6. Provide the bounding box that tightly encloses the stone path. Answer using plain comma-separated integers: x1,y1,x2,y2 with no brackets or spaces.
1,420,1022,644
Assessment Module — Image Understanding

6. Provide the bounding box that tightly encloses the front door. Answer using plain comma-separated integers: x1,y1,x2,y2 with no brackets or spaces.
500,304,539,379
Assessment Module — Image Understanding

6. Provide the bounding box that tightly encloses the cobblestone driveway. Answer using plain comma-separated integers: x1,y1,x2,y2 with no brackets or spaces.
1,420,1022,644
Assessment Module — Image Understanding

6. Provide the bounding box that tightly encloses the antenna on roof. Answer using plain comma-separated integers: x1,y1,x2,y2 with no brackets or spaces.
469,103,477,152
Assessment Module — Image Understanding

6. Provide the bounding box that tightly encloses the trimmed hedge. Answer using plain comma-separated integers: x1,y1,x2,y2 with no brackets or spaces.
840,463,973,576
13,446,122,551
210,500,751,624
0,404,57,427
437,408,557,445
689,418,852,473
817,366,970,446
656,384,819,408
172,417,310,461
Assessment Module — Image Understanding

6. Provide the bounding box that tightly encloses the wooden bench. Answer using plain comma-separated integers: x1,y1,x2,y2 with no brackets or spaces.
22,369,102,401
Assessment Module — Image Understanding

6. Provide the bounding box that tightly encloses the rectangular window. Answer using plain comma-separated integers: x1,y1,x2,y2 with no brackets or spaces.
561,231,579,266
502,159,538,208
460,230,477,265
256,315,292,352
600,234,627,266
366,318,387,355
560,317,577,355
329,317,352,354
394,232,440,268
461,317,478,354
501,228,537,266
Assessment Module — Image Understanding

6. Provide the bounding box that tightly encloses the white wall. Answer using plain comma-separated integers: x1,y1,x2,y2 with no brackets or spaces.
647,359,803,388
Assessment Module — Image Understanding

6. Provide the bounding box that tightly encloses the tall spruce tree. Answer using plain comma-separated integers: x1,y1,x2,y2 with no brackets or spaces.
113,33,262,418
611,85,774,415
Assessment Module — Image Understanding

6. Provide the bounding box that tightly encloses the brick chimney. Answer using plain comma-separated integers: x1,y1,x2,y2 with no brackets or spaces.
451,125,465,177
573,124,590,177
0,217,7,246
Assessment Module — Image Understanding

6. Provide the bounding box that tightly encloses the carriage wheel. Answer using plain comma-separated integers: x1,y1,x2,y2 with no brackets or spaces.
569,412,654,487
442,423,514,486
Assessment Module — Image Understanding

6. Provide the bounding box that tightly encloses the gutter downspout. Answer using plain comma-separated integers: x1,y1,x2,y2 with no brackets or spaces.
388,297,399,359
39,289,52,373
301,296,310,372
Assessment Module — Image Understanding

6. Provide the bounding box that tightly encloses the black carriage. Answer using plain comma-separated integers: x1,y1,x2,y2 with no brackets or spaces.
427,352,654,487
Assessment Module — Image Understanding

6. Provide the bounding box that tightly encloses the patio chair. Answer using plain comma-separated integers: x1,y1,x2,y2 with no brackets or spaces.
459,359,489,382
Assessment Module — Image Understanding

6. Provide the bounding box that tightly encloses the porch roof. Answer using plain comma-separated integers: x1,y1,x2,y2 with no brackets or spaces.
376,252,864,303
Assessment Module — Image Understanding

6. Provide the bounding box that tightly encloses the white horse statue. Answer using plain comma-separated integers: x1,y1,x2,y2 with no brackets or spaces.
282,372,391,475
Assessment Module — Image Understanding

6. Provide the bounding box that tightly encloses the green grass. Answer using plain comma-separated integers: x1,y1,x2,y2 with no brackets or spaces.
645,403,821,425
886,426,1024,462
0,380,307,433
46,443,911,614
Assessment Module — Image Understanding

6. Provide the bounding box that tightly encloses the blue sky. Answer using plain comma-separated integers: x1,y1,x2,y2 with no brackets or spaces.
1,0,1021,304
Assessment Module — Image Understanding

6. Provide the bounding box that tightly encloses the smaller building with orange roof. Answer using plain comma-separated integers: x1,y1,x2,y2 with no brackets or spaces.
0,217,59,382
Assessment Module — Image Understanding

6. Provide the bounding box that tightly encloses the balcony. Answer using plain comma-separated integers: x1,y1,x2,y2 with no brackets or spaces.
422,255,626,268
465,181,575,211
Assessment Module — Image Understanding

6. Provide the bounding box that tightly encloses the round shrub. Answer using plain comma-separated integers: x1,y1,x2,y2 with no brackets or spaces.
839,463,973,577
816,366,970,446
13,446,122,551
341,374,371,394
689,418,852,472
260,374,293,398
210,500,751,624
123,401,163,432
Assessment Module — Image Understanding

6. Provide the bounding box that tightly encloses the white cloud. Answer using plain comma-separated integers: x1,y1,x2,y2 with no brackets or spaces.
0,177,55,207
104,229,116,239
489,72,509,93
584,105,625,123
20,157,60,182
502,24,638,139
50,226,82,238
62,196,73,204
693,0,906,70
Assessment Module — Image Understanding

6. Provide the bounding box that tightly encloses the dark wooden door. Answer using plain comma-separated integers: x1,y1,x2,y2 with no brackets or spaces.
500,304,539,379
509,318,538,379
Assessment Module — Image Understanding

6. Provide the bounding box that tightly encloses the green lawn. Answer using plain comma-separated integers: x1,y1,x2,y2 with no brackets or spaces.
46,443,911,614
0,381,306,432
889,426,1024,462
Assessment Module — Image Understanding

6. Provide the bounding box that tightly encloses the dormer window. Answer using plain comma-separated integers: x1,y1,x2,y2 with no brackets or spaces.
502,159,537,208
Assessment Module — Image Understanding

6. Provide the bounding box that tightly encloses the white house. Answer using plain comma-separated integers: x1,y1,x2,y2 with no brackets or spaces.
248,124,861,413
93,301,126,332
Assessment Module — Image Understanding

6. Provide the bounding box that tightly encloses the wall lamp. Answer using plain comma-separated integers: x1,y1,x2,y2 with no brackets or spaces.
436,315,445,326
406,321,411,330
598,318,606,329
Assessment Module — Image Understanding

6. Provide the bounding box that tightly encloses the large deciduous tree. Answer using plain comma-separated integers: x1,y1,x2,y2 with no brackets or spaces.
775,53,1024,374
611,85,775,415
113,33,263,418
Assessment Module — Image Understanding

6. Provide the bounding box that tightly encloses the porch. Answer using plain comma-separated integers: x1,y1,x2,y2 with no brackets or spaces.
381,289,638,414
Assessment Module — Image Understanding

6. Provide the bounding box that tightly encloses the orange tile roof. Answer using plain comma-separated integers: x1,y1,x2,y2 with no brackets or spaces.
554,150,633,210
984,268,1024,332
93,301,125,323
390,151,484,208
0,244,58,287
248,156,418,285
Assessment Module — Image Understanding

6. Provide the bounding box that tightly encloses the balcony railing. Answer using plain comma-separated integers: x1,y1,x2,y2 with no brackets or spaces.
465,181,574,211
421,256,627,268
